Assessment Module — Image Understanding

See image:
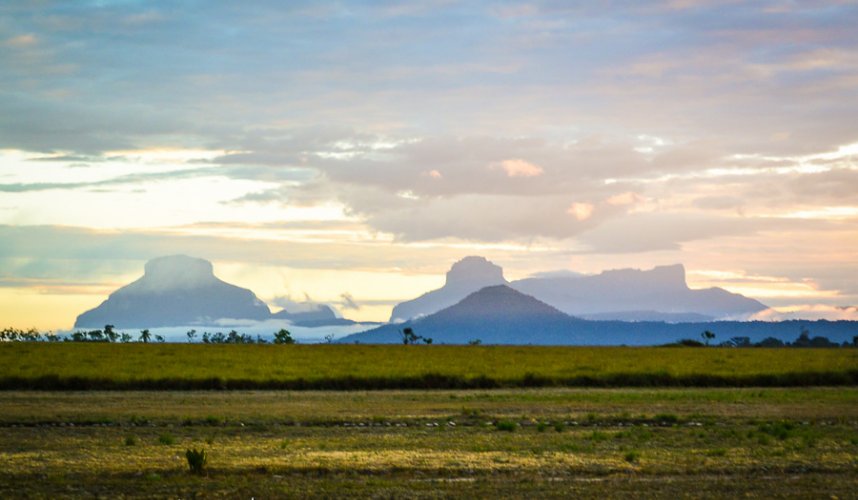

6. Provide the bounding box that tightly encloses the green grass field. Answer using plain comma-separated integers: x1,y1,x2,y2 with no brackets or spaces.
2,343,857,389
1,388,856,498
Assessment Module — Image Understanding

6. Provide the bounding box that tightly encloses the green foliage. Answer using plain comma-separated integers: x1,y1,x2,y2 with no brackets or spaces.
158,433,175,445
495,420,517,432
553,422,565,433
536,421,548,432
624,450,640,463
185,448,207,475
757,421,795,440
124,435,137,446
273,329,295,344
654,413,680,424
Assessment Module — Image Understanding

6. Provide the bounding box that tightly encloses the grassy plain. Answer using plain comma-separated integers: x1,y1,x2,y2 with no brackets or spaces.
1,388,857,498
2,343,857,389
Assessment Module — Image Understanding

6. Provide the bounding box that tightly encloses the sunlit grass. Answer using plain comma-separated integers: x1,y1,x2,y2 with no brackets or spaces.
1,344,856,389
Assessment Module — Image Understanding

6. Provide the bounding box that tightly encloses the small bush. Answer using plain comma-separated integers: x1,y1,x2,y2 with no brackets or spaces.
124,435,137,446
536,422,548,432
554,422,566,432
706,448,727,457
624,451,640,463
185,448,207,475
589,430,609,442
496,420,517,432
758,421,794,440
654,413,679,424
158,434,175,445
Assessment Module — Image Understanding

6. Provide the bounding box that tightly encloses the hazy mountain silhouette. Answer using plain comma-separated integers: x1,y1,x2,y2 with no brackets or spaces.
271,305,359,327
511,264,768,321
75,255,271,328
344,285,585,345
344,285,856,345
389,257,767,322
389,256,507,322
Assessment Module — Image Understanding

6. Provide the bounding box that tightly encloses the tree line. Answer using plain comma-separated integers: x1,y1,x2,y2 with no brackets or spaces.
0,326,296,344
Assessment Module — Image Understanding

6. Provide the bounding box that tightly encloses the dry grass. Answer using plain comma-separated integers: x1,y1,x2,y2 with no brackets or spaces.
1,388,856,497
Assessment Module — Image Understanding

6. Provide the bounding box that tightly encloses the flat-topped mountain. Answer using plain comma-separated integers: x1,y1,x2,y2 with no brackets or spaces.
389,258,768,322
74,255,271,328
389,256,507,322
513,264,767,321
343,285,585,345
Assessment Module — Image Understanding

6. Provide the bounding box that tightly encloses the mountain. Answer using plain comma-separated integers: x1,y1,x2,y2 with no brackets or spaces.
343,285,585,345
74,255,271,328
511,264,768,321
389,256,507,322
343,285,857,345
271,305,358,327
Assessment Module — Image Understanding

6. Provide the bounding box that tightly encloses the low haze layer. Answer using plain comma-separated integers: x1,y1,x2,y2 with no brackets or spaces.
1,1,857,329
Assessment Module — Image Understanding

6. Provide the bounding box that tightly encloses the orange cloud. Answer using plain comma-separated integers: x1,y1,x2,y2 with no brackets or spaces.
567,202,594,221
492,159,544,178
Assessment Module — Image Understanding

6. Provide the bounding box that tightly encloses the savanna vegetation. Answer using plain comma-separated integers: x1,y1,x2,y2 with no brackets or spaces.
1,388,856,497
1,343,856,390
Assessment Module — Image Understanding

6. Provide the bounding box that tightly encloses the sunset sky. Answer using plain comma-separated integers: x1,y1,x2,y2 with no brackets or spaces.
2,1,857,330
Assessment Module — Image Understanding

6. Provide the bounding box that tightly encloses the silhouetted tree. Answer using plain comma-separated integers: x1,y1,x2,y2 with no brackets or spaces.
186,330,197,343
273,329,294,344
139,329,151,343
104,325,118,343
701,330,716,346
401,327,418,345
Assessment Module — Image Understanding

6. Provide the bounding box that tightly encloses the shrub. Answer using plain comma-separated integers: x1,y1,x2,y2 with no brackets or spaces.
496,420,517,432
536,421,548,432
158,433,175,445
185,448,207,475
624,451,640,463
124,435,137,446
654,413,679,424
553,422,565,433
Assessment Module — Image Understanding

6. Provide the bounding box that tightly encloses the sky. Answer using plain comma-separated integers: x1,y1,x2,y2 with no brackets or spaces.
2,0,858,330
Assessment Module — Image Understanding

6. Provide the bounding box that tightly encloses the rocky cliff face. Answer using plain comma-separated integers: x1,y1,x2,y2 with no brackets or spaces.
389,256,508,322
74,255,271,328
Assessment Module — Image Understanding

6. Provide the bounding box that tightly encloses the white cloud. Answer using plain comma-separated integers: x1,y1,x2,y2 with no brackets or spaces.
751,305,858,322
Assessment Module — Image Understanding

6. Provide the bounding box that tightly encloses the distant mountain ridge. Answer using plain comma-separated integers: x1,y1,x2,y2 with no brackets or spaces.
342,284,857,346
512,263,767,321
387,257,768,323
75,255,354,329
348,285,586,345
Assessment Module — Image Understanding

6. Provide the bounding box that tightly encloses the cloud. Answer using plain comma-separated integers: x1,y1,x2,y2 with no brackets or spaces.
270,294,327,314
492,159,544,177
338,292,360,310
566,202,594,221
751,305,858,322
3,34,38,47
